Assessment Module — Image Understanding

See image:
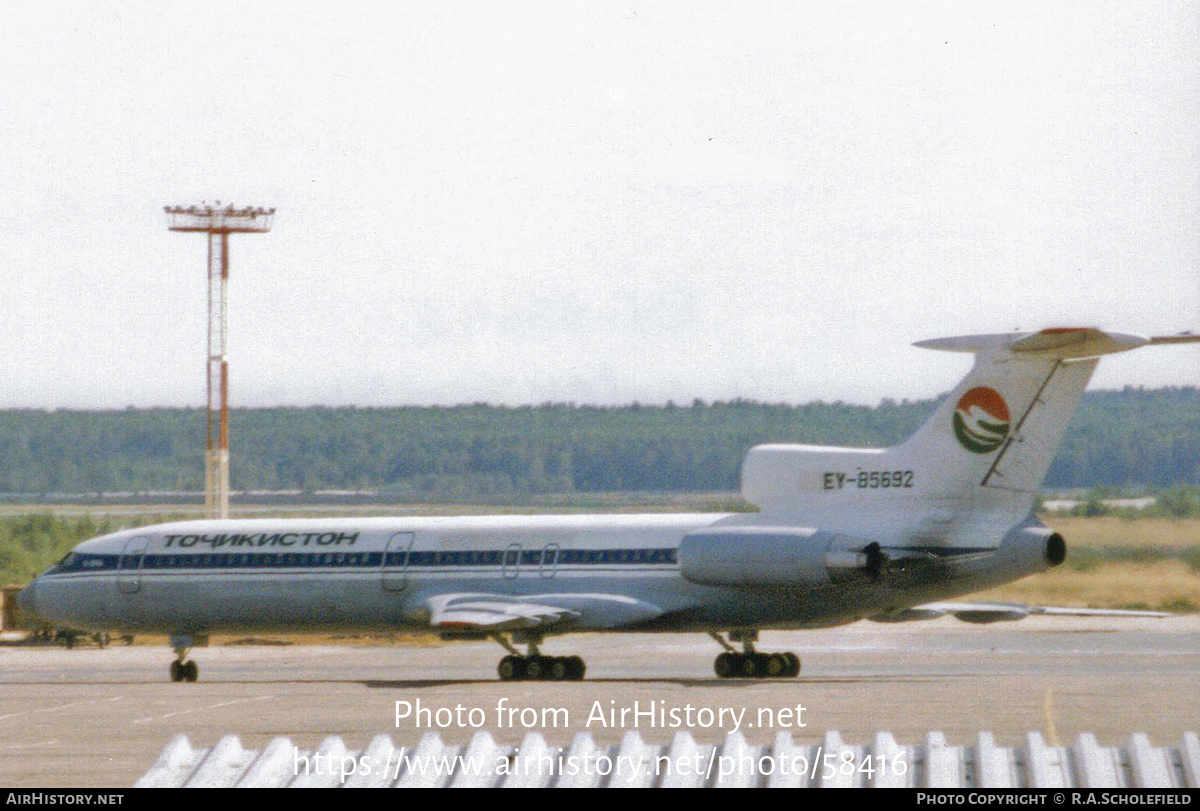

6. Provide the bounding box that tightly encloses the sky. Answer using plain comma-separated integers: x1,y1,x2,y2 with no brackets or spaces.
1,1,1197,409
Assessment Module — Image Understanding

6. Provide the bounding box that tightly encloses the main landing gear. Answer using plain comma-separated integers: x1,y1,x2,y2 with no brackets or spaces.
710,631,800,679
169,634,200,683
493,633,586,681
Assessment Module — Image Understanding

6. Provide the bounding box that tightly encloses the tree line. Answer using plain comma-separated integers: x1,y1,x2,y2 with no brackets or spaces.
0,387,1196,497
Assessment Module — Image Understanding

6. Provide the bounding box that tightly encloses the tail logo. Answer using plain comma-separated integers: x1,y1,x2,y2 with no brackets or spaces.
952,387,1011,454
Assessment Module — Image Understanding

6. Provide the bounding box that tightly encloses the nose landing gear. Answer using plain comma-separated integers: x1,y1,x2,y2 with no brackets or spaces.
493,633,586,681
710,631,800,679
169,634,201,683
169,658,198,683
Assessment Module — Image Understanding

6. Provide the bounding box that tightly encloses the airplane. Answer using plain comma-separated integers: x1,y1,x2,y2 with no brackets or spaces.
17,327,1198,683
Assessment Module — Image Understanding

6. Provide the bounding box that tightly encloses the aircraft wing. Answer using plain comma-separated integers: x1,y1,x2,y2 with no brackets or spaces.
425,592,664,631
870,601,1171,624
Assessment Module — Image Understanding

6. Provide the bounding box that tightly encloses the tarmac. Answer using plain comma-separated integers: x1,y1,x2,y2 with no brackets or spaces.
1,614,1197,787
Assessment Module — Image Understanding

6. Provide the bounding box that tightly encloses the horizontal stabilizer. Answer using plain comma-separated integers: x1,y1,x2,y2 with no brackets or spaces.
1149,332,1200,345
915,327,1153,358
915,327,1200,358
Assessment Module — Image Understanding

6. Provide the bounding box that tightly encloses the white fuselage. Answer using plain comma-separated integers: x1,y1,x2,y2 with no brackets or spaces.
21,510,1042,637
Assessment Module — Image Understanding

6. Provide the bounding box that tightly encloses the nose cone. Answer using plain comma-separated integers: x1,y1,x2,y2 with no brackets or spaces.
17,580,39,622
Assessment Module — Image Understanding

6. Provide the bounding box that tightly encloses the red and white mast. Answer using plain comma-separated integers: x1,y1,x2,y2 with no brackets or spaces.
165,203,275,519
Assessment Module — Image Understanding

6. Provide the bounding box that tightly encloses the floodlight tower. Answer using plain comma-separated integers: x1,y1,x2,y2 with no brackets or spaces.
165,202,275,519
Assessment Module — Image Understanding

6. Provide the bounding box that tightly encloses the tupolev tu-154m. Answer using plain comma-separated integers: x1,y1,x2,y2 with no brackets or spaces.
17,328,1199,682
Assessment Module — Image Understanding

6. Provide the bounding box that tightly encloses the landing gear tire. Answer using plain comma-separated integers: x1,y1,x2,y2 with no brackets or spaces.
712,650,801,679
495,654,586,682
170,659,198,682
714,652,737,678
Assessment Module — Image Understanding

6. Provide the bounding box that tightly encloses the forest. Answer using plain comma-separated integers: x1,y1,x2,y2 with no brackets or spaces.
0,386,1196,498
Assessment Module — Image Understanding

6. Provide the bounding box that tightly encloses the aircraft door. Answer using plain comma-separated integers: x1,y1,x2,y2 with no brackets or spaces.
540,544,559,579
116,536,148,595
503,544,521,579
381,532,415,592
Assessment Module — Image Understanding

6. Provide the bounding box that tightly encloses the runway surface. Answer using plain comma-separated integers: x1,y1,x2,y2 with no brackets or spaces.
1,615,1197,787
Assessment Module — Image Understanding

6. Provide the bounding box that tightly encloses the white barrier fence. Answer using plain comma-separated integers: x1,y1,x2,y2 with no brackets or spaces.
136,729,1200,788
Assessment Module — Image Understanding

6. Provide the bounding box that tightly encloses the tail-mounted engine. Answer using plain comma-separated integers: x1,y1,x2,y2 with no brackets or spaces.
679,527,886,588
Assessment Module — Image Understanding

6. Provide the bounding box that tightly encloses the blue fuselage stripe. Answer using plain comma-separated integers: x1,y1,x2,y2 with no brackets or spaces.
49,547,681,576
45,545,992,579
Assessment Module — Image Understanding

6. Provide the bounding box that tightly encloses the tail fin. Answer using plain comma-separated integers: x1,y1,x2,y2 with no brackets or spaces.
899,332,1098,495
741,328,1198,515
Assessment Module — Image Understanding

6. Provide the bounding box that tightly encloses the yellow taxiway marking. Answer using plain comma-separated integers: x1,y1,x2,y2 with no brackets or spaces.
1043,686,1061,747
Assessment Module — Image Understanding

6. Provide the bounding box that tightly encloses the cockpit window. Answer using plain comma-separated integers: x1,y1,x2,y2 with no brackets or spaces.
57,552,76,568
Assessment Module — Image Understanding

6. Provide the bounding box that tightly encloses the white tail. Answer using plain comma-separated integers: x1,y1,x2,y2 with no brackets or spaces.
897,344,1097,496
741,328,1198,535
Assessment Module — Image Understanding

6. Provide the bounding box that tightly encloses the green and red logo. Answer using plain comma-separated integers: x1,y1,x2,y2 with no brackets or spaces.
952,387,1010,454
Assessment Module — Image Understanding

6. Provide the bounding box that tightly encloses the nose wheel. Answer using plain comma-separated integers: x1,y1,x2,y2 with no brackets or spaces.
492,634,586,681
168,634,201,683
169,659,199,683
710,632,800,679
